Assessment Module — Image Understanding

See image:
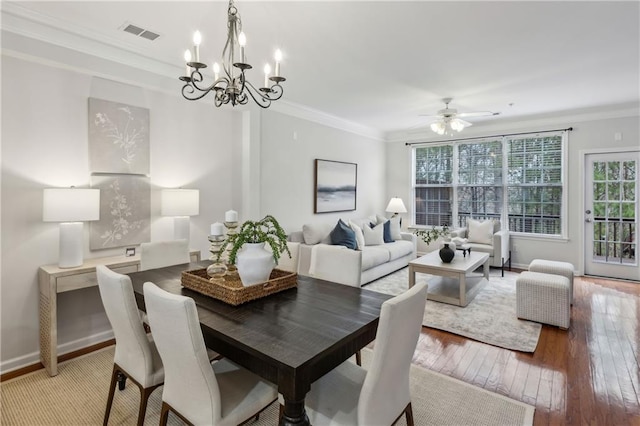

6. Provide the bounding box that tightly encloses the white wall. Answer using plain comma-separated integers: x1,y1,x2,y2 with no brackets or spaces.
386,113,640,270
0,51,389,374
259,109,387,232
0,54,239,372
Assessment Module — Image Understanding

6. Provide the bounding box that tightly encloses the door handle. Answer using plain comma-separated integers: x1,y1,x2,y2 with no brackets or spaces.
585,218,592,223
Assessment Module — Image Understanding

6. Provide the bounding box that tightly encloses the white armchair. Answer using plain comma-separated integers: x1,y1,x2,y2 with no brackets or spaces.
450,219,511,276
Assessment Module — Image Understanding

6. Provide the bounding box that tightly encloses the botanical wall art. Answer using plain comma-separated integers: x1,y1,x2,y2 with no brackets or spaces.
314,159,357,213
88,98,150,174
90,175,150,250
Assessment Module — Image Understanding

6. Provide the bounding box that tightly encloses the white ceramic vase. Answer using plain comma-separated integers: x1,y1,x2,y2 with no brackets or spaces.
236,242,275,286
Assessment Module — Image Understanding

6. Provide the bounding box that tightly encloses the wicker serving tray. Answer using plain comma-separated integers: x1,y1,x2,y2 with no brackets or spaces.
181,268,297,306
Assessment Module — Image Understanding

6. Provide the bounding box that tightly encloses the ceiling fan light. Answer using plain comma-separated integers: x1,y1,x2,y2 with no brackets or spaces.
430,122,440,133
451,120,464,132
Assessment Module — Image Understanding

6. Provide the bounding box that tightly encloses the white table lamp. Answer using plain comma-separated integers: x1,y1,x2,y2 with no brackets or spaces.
385,197,407,217
161,189,199,242
43,188,100,268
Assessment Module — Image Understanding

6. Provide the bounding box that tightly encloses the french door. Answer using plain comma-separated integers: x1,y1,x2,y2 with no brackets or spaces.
584,151,639,281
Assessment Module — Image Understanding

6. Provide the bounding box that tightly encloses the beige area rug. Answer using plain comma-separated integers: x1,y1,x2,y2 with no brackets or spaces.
365,268,542,352
1,346,534,426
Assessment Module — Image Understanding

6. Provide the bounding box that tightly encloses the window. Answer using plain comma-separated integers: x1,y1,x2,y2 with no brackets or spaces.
414,145,452,226
412,132,566,237
507,135,563,234
457,140,503,227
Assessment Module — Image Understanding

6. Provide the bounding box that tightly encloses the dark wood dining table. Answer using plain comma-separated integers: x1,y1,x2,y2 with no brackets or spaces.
128,261,393,426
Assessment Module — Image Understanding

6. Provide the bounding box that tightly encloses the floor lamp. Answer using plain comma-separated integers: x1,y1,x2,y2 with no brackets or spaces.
161,189,199,243
43,187,100,268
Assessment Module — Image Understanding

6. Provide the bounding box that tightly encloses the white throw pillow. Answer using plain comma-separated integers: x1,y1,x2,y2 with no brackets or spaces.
467,219,494,245
363,222,385,246
302,223,332,245
348,220,365,251
389,216,402,241
375,214,387,225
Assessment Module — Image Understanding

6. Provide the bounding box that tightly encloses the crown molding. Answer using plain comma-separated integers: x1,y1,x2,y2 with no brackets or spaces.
1,4,182,79
270,100,385,141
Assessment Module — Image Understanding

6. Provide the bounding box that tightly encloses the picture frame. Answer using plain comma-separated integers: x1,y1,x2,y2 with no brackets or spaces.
314,159,357,213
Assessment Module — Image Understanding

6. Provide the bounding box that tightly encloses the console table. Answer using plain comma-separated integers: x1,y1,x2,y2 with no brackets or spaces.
38,250,200,376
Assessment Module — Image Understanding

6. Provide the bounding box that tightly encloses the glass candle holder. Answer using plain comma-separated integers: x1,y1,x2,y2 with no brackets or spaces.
207,234,228,279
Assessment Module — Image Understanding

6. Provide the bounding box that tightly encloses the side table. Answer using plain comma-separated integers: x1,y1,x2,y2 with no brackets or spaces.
38,250,200,376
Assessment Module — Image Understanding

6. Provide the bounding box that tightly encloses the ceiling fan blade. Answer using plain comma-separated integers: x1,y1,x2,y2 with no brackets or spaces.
456,118,473,127
456,111,500,118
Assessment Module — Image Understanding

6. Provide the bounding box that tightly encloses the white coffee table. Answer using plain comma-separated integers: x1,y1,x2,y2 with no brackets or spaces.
408,251,490,307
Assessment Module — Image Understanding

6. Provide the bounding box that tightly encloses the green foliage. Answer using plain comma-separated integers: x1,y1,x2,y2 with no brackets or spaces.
220,215,291,265
415,225,450,246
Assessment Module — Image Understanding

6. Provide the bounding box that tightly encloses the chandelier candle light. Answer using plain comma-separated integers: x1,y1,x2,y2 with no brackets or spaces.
180,0,286,108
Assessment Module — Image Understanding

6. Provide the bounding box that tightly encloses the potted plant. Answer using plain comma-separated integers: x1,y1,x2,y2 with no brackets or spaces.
415,224,450,246
220,215,291,286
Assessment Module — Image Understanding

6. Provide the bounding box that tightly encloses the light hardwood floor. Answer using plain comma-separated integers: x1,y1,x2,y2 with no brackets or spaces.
412,273,640,425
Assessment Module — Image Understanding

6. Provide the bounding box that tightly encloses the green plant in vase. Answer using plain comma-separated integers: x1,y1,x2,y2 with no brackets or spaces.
415,224,450,246
220,215,291,265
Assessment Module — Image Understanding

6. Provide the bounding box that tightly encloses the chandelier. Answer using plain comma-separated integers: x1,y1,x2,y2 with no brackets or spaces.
179,0,285,108
430,116,471,136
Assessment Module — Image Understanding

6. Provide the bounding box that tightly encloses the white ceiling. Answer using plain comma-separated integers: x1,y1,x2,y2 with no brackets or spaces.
3,1,639,136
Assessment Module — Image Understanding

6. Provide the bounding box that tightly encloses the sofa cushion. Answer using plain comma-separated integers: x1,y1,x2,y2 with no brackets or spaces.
468,219,494,245
466,242,494,256
363,222,385,246
381,240,414,261
348,220,365,251
361,246,390,271
330,219,357,250
302,223,334,245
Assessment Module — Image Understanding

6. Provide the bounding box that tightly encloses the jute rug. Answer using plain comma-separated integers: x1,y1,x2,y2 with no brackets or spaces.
1,346,534,425
365,268,542,352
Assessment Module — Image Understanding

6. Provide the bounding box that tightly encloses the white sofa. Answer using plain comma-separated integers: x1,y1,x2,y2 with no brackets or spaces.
289,220,417,287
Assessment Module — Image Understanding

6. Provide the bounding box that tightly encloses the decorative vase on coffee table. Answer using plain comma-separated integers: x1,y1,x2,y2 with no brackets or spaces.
439,243,455,263
236,242,275,286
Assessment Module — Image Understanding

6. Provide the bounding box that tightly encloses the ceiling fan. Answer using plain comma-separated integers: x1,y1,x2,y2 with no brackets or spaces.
421,98,500,135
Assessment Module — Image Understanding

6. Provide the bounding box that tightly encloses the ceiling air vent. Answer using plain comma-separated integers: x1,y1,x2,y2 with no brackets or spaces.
120,22,160,41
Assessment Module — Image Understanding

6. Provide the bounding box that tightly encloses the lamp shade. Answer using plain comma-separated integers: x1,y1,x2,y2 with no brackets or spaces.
43,188,100,222
161,189,199,216
385,197,407,214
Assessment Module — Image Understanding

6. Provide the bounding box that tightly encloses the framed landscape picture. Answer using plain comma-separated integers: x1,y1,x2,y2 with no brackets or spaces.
314,159,357,213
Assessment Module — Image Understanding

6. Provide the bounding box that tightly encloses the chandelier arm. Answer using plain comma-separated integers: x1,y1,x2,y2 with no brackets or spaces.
182,83,213,101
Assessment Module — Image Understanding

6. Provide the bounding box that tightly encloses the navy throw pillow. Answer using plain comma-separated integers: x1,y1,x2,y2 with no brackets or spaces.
382,220,395,243
330,219,357,250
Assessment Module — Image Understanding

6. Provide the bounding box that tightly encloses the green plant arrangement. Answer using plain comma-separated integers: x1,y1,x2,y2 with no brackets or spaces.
415,224,450,246
220,215,291,265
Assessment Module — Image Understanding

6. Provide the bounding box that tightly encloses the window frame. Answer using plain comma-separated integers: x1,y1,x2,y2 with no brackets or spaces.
411,132,568,239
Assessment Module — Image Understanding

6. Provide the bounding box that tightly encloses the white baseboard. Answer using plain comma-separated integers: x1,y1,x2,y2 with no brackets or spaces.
1,330,114,375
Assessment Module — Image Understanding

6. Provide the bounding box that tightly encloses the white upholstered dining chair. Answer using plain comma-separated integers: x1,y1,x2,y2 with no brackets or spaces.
143,281,278,426
139,239,190,271
283,281,428,426
96,265,164,426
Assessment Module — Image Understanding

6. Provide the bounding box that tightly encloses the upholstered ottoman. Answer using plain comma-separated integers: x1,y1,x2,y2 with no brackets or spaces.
528,259,574,305
516,271,571,329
